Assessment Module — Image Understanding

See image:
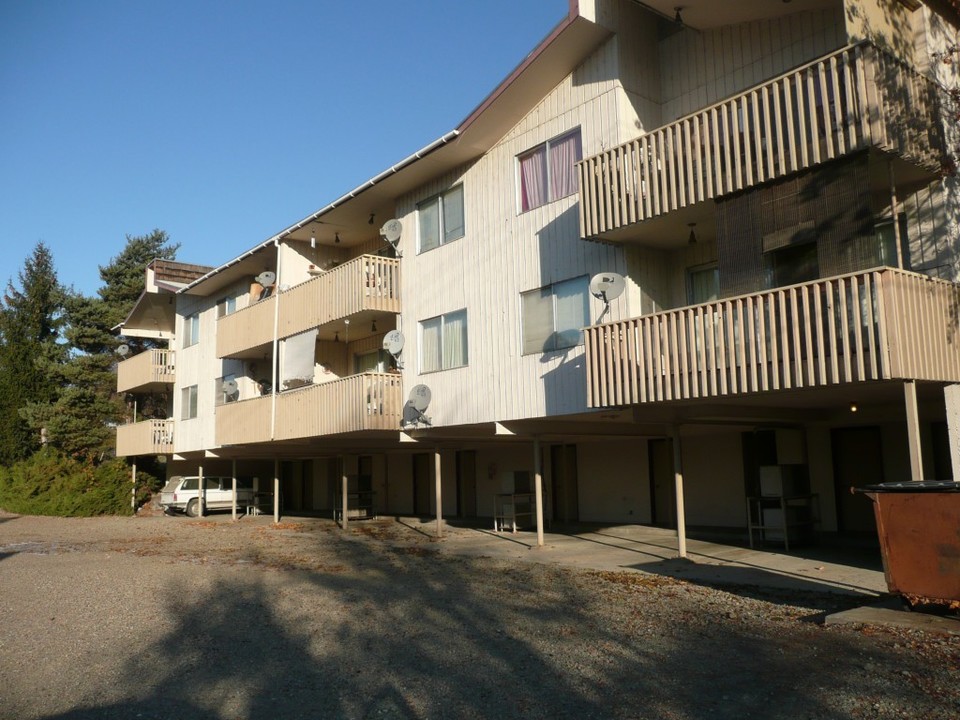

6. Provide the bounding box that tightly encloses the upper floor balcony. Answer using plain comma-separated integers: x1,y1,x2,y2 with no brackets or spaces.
116,419,174,458
578,42,946,241
217,254,401,358
215,372,402,446
116,349,175,394
584,268,960,408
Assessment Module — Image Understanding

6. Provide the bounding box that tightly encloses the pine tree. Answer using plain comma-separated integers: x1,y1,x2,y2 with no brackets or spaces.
0,243,66,464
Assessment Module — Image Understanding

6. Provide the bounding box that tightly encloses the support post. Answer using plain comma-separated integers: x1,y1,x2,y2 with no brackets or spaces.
434,449,443,538
273,459,280,523
672,428,687,558
231,459,237,521
131,460,137,511
533,438,544,548
904,380,923,481
198,463,204,517
341,455,348,530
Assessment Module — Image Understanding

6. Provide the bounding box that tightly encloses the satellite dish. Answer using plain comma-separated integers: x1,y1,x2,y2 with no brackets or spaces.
116,344,130,357
590,272,625,324
255,271,276,287
410,384,431,412
383,330,404,356
589,272,626,303
380,219,403,257
222,379,239,401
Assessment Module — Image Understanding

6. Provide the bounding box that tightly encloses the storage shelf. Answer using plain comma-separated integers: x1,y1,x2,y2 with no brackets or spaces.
746,493,819,551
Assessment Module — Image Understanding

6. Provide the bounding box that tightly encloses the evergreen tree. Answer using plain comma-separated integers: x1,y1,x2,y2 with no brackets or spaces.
0,243,66,464
99,229,179,333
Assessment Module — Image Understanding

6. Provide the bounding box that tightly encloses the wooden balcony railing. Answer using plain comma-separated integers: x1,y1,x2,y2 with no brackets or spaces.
217,255,401,358
579,42,946,238
584,268,960,407
115,419,174,457
116,349,175,394
216,372,403,446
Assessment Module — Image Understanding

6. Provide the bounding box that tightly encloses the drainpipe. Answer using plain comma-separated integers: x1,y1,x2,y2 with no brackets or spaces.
270,239,282,440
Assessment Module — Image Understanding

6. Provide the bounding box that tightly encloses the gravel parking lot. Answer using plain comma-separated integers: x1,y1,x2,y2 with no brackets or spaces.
0,511,957,720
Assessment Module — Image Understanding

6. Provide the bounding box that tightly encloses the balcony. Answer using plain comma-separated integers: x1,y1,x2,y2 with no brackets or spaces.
584,268,960,408
116,349,175,394
578,42,945,240
116,419,174,457
216,372,403,446
217,254,400,358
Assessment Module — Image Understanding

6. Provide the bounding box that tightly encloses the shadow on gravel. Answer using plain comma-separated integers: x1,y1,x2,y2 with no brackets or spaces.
39,524,957,720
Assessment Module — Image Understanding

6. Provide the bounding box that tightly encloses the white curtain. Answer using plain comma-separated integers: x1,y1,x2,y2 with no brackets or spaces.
443,186,465,243
549,131,582,201
521,287,554,354
421,317,442,373
520,147,547,211
280,329,318,390
443,310,467,368
554,277,588,349
419,197,440,252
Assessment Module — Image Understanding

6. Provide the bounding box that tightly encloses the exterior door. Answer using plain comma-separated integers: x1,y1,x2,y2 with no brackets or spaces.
831,427,883,535
649,438,675,527
412,453,431,516
456,450,477,517
550,445,579,523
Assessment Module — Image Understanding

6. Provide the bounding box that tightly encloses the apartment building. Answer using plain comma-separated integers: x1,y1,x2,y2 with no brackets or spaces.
116,0,960,549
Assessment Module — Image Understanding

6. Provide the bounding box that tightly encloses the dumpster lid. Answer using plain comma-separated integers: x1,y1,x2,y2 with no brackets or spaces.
854,480,960,493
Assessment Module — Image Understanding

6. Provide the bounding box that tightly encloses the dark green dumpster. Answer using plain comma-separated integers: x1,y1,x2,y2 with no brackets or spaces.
855,481,960,610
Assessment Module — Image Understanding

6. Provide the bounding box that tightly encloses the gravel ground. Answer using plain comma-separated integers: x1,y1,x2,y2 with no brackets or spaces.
0,510,957,720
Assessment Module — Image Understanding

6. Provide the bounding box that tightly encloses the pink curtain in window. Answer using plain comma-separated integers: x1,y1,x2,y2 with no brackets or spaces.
520,148,546,211
549,132,582,200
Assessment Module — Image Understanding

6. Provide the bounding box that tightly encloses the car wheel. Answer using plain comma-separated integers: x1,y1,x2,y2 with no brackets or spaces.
185,498,199,517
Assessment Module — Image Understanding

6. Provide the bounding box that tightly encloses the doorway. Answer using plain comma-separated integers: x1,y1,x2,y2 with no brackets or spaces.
412,453,432,516
550,445,578,523
456,450,477,518
649,438,675,528
831,427,883,535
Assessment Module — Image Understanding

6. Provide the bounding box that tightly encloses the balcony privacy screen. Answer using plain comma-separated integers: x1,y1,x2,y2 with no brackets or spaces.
716,152,875,298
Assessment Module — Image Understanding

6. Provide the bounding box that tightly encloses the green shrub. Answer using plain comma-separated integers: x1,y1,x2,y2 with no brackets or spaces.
0,448,140,517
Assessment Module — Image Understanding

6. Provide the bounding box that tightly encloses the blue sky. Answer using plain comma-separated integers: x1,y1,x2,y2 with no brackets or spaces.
0,0,567,297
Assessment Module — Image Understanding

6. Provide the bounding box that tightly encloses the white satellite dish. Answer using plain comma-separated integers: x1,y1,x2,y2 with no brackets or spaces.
380,219,403,257
401,384,432,428
222,379,239,401
116,344,130,357
383,330,404,356
255,271,276,287
589,272,626,303
590,272,626,324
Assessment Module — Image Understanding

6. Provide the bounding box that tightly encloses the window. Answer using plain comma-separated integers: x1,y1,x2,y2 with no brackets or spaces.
181,385,198,420
418,185,465,253
216,295,236,318
521,276,589,354
183,312,200,347
875,213,911,270
687,264,719,305
518,129,582,212
420,310,468,372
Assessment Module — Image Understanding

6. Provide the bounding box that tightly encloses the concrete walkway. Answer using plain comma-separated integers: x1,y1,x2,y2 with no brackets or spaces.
413,520,889,597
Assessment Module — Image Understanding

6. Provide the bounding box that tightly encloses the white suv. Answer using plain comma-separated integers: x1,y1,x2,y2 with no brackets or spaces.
159,476,256,516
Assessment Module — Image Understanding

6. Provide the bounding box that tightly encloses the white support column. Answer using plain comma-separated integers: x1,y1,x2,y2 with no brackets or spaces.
198,463,204,517
946,384,960,482
672,428,687,559
904,380,924,481
341,456,348,530
130,460,137,511
434,449,443,538
231,459,237,521
273,459,280,523
533,438,544,548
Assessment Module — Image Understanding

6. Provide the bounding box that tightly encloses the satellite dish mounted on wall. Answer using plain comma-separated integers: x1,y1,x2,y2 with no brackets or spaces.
380,219,403,258
255,271,277,288
116,344,130,358
401,384,432,428
589,272,626,324
222,379,239,402
382,330,405,370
